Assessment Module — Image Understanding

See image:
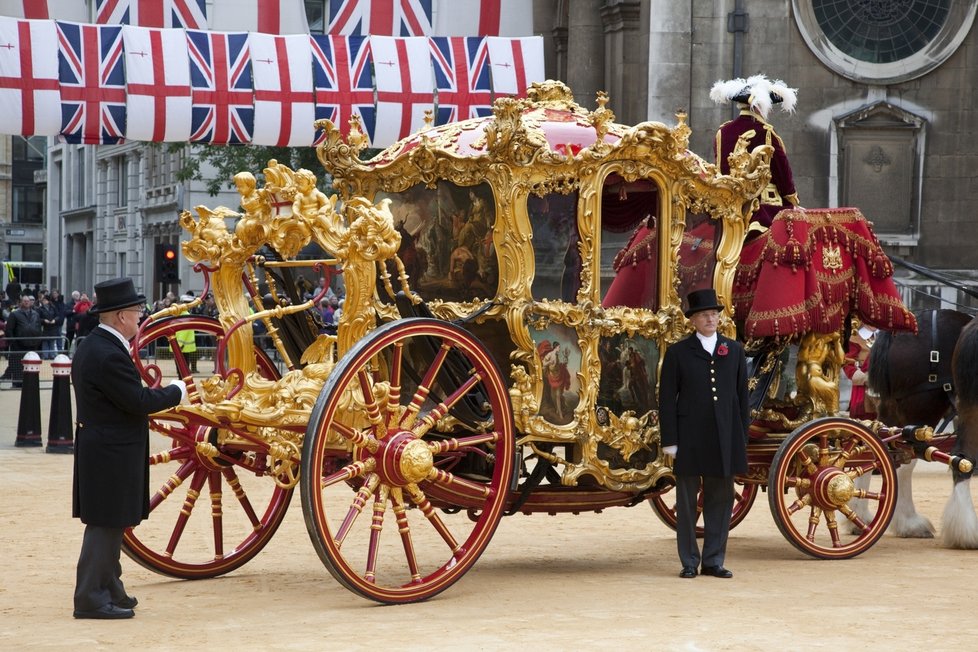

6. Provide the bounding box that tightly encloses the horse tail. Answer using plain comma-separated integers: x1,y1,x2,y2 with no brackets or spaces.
867,329,893,397
952,318,978,406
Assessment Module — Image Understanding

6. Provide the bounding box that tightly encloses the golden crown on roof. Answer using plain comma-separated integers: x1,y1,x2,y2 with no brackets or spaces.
710,74,798,120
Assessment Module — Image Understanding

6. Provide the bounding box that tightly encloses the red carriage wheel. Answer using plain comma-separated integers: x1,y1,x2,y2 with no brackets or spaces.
301,318,516,604
648,479,757,536
122,316,292,578
768,417,897,559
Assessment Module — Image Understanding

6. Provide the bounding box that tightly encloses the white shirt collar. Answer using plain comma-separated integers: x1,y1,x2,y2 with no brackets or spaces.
98,323,131,355
696,331,717,354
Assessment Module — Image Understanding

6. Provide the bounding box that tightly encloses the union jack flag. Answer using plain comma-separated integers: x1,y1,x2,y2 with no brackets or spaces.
429,36,491,125
311,34,376,146
95,0,208,30
326,0,432,36
186,29,253,145
57,21,127,144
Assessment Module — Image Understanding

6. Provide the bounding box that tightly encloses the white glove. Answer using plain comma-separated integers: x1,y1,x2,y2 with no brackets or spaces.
852,369,867,385
167,378,188,403
662,445,678,457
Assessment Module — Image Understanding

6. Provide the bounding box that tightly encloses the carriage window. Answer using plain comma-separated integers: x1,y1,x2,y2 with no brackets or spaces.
377,181,498,303
529,191,579,302
600,177,661,311
676,212,719,314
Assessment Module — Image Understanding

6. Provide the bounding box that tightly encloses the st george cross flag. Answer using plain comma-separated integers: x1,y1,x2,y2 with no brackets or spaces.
210,0,309,35
187,30,253,144
57,21,127,144
0,18,62,136
429,36,491,125
311,34,376,145
487,36,544,98
327,0,432,36
122,25,191,142
0,0,89,21
95,0,207,29
431,0,534,37
249,33,315,147
372,36,433,147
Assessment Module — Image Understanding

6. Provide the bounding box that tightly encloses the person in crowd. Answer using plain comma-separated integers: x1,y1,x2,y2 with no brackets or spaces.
710,74,799,238
175,295,198,374
37,294,61,359
65,290,80,350
3,294,42,386
71,277,186,620
74,293,98,340
659,289,750,580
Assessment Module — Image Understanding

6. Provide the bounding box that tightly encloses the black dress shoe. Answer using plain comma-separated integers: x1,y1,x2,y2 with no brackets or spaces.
114,595,138,609
701,565,733,578
73,604,135,619
679,566,697,579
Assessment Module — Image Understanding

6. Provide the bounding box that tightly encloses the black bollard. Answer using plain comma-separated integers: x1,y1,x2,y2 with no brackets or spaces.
46,354,73,453
15,351,42,447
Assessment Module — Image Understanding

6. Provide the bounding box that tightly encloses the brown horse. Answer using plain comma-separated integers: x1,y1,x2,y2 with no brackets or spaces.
863,308,976,545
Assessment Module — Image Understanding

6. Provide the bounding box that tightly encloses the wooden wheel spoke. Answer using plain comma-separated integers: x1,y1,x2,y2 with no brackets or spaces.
406,484,462,555
823,509,845,547
805,506,823,541
149,459,195,511
389,488,422,584
220,466,261,528
356,368,386,433
426,431,500,455
413,374,483,438
785,492,813,515
165,467,209,558
846,461,880,479
364,486,391,584
329,421,379,452
148,445,191,467
399,343,452,428
426,467,493,501
385,343,404,428
207,472,225,560
321,458,377,490
334,474,381,548
837,503,869,533
782,476,811,492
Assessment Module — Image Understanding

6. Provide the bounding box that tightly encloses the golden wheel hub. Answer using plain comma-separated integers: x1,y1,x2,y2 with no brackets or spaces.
398,438,433,484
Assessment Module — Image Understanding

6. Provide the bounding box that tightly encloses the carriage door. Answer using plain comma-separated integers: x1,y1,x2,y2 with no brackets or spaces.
597,175,662,420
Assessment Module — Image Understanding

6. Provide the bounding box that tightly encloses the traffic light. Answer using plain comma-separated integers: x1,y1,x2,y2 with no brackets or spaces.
156,243,179,284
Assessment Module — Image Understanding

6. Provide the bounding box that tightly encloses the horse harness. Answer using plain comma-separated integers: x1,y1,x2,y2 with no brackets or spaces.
893,310,957,433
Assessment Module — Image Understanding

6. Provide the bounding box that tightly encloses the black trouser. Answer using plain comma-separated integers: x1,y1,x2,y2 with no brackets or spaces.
675,474,735,570
74,525,127,612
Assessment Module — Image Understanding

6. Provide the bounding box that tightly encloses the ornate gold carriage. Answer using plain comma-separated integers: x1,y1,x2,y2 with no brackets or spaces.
126,81,939,604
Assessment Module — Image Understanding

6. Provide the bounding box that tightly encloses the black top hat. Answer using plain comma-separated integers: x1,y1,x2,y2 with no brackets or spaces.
684,288,724,317
89,277,145,315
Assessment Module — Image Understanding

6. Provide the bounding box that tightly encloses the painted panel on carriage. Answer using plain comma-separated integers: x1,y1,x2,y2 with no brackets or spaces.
597,333,658,418
377,181,498,303
530,323,581,426
529,191,580,302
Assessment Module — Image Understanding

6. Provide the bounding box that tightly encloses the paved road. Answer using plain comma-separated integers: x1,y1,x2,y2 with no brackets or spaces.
1,386,974,650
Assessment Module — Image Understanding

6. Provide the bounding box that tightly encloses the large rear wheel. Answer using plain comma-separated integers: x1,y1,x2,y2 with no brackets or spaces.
768,417,897,559
301,318,516,604
122,316,291,578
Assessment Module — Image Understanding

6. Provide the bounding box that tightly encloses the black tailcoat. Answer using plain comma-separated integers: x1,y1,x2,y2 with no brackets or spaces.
659,333,750,477
72,327,182,528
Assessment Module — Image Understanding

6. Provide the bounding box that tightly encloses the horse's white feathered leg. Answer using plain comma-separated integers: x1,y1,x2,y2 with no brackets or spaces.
941,478,978,548
890,459,935,538
847,473,872,534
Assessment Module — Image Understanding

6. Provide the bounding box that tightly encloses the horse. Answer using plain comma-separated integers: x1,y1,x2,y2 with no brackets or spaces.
860,308,977,546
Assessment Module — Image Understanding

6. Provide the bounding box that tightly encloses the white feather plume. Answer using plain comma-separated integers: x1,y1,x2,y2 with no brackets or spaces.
709,74,798,119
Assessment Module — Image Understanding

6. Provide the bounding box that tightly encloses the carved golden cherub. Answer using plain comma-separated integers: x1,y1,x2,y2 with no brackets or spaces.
795,331,846,415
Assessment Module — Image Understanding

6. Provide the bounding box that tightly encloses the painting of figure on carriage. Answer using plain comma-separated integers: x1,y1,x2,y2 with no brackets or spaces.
377,181,499,302
529,191,580,302
531,324,581,425
597,333,658,417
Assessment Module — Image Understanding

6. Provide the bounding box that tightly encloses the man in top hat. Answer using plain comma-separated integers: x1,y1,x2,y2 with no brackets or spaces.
710,74,799,237
71,277,186,619
659,288,750,579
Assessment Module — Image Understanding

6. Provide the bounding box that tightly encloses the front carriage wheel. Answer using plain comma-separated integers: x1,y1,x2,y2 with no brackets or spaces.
648,480,757,536
301,318,516,604
122,316,291,578
768,417,897,559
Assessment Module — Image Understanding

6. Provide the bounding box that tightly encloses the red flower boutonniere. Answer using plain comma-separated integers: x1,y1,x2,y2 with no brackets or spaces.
717,344,729,357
